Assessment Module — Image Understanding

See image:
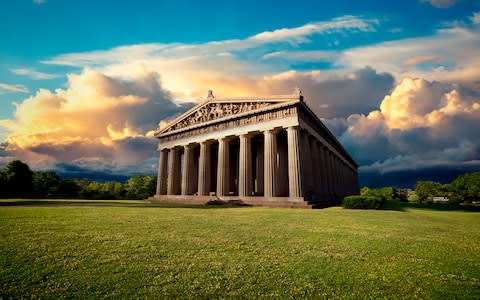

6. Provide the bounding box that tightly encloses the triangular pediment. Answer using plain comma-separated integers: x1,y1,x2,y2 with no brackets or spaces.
156,93,301,136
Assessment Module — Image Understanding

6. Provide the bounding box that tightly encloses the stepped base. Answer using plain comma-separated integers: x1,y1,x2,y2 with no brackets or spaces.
149,195,313,208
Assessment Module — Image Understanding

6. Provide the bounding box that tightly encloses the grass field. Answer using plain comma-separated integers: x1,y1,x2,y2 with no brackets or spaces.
1,199,479,299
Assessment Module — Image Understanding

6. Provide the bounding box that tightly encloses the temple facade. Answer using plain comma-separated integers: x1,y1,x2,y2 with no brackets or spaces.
151,90,358,208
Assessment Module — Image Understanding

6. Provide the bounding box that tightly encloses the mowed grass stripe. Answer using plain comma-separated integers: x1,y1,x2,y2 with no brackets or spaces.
1,200,479,298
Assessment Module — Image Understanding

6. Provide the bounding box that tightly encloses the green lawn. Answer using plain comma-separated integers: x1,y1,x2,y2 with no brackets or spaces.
1,200,479,299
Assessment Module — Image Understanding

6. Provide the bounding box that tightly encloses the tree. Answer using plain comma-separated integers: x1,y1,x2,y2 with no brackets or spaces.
415,181,445,203
125,175,156,200
33,171,62,198
361,187,396,201
2,160,34,198
449,172,480,203
101,181,125,199
57,179,81,198
407,189,419,202
393,188,409,202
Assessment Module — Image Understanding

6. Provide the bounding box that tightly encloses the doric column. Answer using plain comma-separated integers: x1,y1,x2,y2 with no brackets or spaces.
198,141,211,196
333,156,340,198
329,152,338,198
310,139,321,200
341,163,347,198
318,145,330,200
156,149,168,195
181,145,192,195
301,132,313,197
167,148,179,195
323,147,334,200
264,129,277,197
216,137,230,196
287,126,303,198
239,134,252,197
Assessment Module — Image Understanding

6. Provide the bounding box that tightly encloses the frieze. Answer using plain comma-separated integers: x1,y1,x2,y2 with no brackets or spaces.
160,106,297,143
164,102,271,133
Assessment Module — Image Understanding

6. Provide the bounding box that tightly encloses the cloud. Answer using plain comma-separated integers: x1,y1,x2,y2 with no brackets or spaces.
338,77,480,173
338,26,480,84
42,15,377,68
259,67,395,118
403,55,439,67
421,0,460,8
262,50,338,62
0,69,193,175
10,68,60,80
472,12,480,24
251,16,376,43
0,83,29,93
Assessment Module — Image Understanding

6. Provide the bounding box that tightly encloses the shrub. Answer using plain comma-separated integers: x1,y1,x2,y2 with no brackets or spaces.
343,195,385,209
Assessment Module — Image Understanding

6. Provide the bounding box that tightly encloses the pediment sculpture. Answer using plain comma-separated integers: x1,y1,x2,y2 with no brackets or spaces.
164,101,272,132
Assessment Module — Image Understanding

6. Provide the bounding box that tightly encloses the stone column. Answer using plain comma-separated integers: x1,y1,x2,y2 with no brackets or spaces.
302,132,313,198
287,126,303,198
239,134,252,197
323,147,334,200
167,147,179,195
310,139,321,200
264,129,277,197
216,137,230,196
318,145,330,200
198,141,211,196
334,157,341,198
181,145,192,195
156,149,168,195
329,152,338,198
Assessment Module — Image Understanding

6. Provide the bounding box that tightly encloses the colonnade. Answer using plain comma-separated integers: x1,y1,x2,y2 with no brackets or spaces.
156,126,358,203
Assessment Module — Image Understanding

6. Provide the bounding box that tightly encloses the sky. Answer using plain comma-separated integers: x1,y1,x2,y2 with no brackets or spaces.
1,0,479,187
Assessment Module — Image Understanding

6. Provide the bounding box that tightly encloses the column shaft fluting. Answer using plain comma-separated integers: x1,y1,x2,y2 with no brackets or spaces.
287,126,303,198
302,132,313,198
198,142,211,195
329,152,337,198
216,138,230,196
264,130,277,197
156,149,168,195
310,139,321,201
181,145,192,195
167,148,179,195
324,147,334,200
239,134,252,197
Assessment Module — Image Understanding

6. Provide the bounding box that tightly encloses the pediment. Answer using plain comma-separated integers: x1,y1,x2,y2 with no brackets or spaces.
156,93,301,136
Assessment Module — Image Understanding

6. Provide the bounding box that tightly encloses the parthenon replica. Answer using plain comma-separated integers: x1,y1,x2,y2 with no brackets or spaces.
151,90,358,208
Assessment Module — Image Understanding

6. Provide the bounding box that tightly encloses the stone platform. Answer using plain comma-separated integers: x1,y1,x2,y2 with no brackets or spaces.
149,195,313,208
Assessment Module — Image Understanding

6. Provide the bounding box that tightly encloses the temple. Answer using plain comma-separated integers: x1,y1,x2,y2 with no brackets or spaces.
150,90,358,208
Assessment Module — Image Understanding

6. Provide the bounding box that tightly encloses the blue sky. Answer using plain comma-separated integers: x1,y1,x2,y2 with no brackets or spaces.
1,0,479,187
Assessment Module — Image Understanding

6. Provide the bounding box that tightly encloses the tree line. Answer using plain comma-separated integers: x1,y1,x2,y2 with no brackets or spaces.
361,172,480,204
1,159,478,203
0,160,156,200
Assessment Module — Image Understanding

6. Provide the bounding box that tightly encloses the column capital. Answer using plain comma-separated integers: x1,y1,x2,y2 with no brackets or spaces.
264,127,283,134
219,136,233,142
239,132,254,138
287,125,301,132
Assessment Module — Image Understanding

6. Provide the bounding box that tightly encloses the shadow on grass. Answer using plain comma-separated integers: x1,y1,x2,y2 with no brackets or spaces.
383,200,480,212
0,199,250,209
